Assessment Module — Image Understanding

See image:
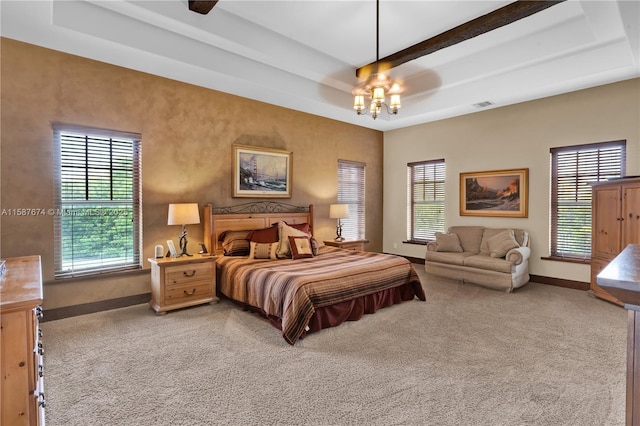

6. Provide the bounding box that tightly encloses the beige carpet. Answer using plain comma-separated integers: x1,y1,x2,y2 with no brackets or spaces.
41,269,627,425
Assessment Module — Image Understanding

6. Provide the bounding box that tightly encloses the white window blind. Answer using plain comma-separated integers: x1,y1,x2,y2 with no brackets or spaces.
338,160,365,240
408,159,445,241
53,124,142,278
550,140,626,260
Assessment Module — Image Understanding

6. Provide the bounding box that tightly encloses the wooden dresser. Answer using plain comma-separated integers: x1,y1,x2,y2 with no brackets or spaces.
148,255,217,314
591,177,640,305
1,255,45,426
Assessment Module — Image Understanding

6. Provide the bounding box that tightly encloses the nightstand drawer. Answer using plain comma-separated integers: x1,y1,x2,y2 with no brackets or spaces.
165,281,212,305
165,263,212,285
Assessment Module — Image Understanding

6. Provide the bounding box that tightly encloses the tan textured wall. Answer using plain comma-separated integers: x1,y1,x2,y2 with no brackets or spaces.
384,78,640,283
0,38,383,309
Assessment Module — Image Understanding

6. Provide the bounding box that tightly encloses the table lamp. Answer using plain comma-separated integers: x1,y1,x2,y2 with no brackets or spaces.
329,204,349,241
168,203,200,256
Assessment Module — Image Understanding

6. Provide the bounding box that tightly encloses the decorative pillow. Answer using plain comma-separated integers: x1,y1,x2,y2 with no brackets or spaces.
248,241,278,260
310,236,320,256
220,230,251,256
486,229,520,258
284,222,310,235
277,222,311,258
288,236,314,259
248,224,279,243
435,232,463,253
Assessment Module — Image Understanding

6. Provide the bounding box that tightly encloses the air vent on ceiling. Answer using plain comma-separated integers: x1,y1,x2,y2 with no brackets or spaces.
473,101,494,108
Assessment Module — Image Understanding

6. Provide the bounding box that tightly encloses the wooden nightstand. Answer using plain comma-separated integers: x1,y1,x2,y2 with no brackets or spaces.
148,255,218,315
323,239,368,251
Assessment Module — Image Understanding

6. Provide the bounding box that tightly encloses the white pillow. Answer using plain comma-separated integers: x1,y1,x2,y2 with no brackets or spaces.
277,222,310,258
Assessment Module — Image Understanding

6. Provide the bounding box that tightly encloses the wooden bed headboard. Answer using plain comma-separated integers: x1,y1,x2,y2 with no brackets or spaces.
203,202,314,255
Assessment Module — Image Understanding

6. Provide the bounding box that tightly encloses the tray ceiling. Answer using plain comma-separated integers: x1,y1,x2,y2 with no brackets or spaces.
1,0,638,131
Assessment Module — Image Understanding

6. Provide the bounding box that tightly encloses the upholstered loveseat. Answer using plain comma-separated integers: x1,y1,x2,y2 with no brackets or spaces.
425,226,531,292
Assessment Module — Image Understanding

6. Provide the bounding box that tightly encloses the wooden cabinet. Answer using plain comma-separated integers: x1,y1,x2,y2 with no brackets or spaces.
323,239,368,251
591,178,640,305
1,256,45,426
148,255,217,314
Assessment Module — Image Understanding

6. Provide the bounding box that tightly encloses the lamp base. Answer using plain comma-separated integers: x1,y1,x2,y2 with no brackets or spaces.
334,221,344,242
178,231,193,257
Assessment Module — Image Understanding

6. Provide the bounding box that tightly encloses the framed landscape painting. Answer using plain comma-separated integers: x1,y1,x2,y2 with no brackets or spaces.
460,168,528,217
232,145,292,198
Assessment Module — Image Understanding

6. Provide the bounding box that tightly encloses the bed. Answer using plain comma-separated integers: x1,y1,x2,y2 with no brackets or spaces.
204,202,426,345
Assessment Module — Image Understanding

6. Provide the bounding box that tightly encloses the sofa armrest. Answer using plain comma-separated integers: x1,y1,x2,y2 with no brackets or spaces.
505,246,530,265
426,241,437,252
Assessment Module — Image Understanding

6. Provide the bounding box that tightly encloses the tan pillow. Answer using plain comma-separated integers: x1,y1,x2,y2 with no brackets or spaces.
486,229,519,258
277,222,311,258
435,232,463,253
248,242,278,260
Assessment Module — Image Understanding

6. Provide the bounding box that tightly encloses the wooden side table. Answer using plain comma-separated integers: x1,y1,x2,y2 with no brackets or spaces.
323,239,368,251
148,254,218,315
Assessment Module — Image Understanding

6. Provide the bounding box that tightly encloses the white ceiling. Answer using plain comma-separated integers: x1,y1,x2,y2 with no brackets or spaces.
1,0,639,131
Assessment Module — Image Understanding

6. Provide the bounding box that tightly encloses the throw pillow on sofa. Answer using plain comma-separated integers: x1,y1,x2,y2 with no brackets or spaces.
486,229,519,258
435,232,463,252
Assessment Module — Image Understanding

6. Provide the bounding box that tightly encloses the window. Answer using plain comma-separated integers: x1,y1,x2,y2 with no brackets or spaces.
550,140,626,260
54,124,142,278
408,159,446,241
337,160,365,240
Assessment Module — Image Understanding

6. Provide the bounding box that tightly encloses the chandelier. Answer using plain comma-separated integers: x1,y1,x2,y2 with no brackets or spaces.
352,0,403,120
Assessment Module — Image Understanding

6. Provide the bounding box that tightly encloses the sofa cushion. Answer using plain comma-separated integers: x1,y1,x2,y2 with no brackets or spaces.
425,251,475,266
483,229,520,258
481,228,528,254
434,232,463,252
448,226,484,253
463,254,514,274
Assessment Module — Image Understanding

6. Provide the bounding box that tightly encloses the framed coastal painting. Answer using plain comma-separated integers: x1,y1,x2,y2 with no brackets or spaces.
459,168,528,217
232,145,292,198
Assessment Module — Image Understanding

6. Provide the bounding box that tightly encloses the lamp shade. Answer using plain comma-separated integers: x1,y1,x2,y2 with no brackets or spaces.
329,204,349,219
168,203,200,225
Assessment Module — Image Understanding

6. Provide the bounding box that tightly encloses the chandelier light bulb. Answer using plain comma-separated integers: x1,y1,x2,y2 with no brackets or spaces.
372,86,385,103
390,94,401,112
353,95,365,113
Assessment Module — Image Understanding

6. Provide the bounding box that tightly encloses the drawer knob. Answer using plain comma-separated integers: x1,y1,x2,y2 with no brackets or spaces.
38,364,44,378
37,342,44,356
183,270,197,277
183,288,196,296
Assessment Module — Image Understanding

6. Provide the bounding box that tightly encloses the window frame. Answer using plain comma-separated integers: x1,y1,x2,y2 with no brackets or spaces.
549,140,626,261
337,160,366,240
53,123,142,278
407,159,446,243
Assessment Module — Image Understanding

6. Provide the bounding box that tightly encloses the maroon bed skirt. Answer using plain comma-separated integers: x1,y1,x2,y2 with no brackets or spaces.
240,282,422,340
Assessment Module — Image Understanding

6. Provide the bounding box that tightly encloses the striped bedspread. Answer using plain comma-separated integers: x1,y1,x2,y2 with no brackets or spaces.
217,246,426,344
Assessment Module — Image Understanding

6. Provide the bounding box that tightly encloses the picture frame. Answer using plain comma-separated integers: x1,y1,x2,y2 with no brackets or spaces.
460,168,528,217
166,240,178,257
232,145,292,198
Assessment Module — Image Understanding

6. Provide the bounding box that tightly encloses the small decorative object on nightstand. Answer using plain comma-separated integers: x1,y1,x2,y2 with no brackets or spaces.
148,254,217,315
329,204,349,241
324,239,369,252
